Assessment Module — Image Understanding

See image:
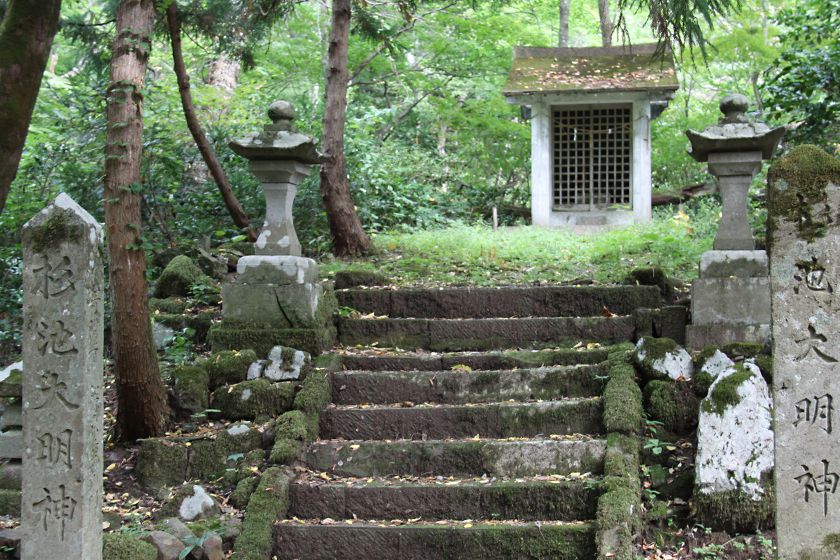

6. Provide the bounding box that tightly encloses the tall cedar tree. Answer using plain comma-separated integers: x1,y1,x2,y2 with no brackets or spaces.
321,0,372,257
165,2,257,241
599,0,614,46
0,0,61,215
105,0,169,440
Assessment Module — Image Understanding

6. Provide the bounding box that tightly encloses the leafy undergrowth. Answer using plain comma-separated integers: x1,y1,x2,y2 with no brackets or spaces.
321,204,717,287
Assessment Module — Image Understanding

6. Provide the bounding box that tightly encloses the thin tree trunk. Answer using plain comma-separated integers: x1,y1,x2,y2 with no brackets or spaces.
105,0,169,441
598,0,613,47
166,3,256,241
321,0,371,257
0,0,61,215
559,0,570,47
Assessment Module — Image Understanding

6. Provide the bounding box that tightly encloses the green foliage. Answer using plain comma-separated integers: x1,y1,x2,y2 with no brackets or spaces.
764,0,840,150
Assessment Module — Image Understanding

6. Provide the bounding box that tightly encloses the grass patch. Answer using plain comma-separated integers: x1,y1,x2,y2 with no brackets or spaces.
321,207,714,287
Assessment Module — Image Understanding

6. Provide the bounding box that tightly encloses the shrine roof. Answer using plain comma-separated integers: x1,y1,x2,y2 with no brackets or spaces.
503,43,679,97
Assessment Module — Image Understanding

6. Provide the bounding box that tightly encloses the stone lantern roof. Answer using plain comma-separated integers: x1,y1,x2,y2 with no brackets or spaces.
503,43,679,97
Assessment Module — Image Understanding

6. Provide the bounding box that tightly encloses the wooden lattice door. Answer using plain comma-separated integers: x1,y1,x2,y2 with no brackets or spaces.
552,105,633,211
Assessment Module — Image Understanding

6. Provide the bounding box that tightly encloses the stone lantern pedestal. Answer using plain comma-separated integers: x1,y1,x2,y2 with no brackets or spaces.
684,95,784,349
208,101,336,356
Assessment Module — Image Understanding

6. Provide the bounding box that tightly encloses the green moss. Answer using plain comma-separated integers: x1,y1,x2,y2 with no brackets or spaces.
693,484,774,532
211,379,296,420
596,486,640,560
634,337,685,382
189,428,265,481
171,365,209,417
25,208,84,254
269,438,303,465
204,349,259,389
154,255,212,298
645,380,699,435
753,355,773,384
103,533,157,560
0,489,20,516
274,410,309,441
767,145,840,242
230,476,259,509
823,534,840,554
603,433,639,479
702,364,753,415
693,346,719,370
208,323,337,356
693,370,715,398
602,372,643,435
293,370,331,416
149,297,189,314
624,267,674,301
233,467,291,560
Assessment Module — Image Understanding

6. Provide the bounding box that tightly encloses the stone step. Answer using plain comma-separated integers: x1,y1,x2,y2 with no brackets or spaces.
320,399,603,441
304,437,605,478
332,363,608,405
337,285,660,319
273,520,596,560
338,316,635,351
337,347,610,372
288,475,600,522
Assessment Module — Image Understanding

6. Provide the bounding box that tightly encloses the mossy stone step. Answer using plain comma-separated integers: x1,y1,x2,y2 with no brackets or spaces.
321,399,603,440
273,521,596,560
336,285,660,319
338,316,636,351
288,477,600,521
304,437,605,478
332,363,609,405
337,347,609,372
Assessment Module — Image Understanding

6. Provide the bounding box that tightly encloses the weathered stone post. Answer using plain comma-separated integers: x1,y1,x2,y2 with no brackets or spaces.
20,193,104,559
684,94,784,349
769,146,840,559
207,101,337,356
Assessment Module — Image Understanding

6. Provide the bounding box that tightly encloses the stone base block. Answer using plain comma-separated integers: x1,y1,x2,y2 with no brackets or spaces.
699,250,768,278
223,282,323,327
691,277,771,326
208,323,336,357
686,324,771,350
694,487,773,533
0,430,21,460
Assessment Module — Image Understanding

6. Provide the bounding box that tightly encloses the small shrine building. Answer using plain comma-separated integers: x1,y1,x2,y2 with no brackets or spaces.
503,43,679,227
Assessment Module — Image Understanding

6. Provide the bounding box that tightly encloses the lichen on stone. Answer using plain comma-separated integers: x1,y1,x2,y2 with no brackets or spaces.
103,533,157,560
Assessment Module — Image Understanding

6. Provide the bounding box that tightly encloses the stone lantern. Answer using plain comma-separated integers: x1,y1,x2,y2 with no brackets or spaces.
209,101,336,356
684,94,785,349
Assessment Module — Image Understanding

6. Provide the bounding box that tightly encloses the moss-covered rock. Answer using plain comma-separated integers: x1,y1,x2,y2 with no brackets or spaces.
204,349,259,390
135,438,190,490
270,410,310,464
645,380,699,435
158,483,220,521
701,364,754,415
694,483,774,533
103,533,158,560
233,467,292,560
602,363,643,435
596,485,640,560
633,337,693,382
210,379,295,420
334,269,389,290
230,476,259,509
208,323,337,357
149,297,189,314
293,370,331,419
171,365,209,417
767,145,840,242
624,267,676,302
154,255,213,298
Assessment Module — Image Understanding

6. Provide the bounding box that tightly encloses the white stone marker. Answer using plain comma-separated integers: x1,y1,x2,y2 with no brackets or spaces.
770,148,840,559
21,193,103,559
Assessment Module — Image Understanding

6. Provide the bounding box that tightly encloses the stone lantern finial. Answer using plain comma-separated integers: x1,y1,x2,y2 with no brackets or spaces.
719,94,750,124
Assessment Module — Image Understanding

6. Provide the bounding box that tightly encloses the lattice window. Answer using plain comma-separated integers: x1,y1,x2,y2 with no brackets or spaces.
552,106,632,210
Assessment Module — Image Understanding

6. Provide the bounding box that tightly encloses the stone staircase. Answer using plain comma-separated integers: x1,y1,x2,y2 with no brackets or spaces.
272,285,657,559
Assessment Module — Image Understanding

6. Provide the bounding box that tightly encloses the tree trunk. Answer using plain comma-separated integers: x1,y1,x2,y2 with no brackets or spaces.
598,0,613,47
558,0,570,47
321,0,371,257
0,0,61,215
105,0,169,441
166,3,257,241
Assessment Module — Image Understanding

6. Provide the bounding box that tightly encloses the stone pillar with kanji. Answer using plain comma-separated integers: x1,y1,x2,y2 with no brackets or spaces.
769,146,840,559
20,193,104,559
